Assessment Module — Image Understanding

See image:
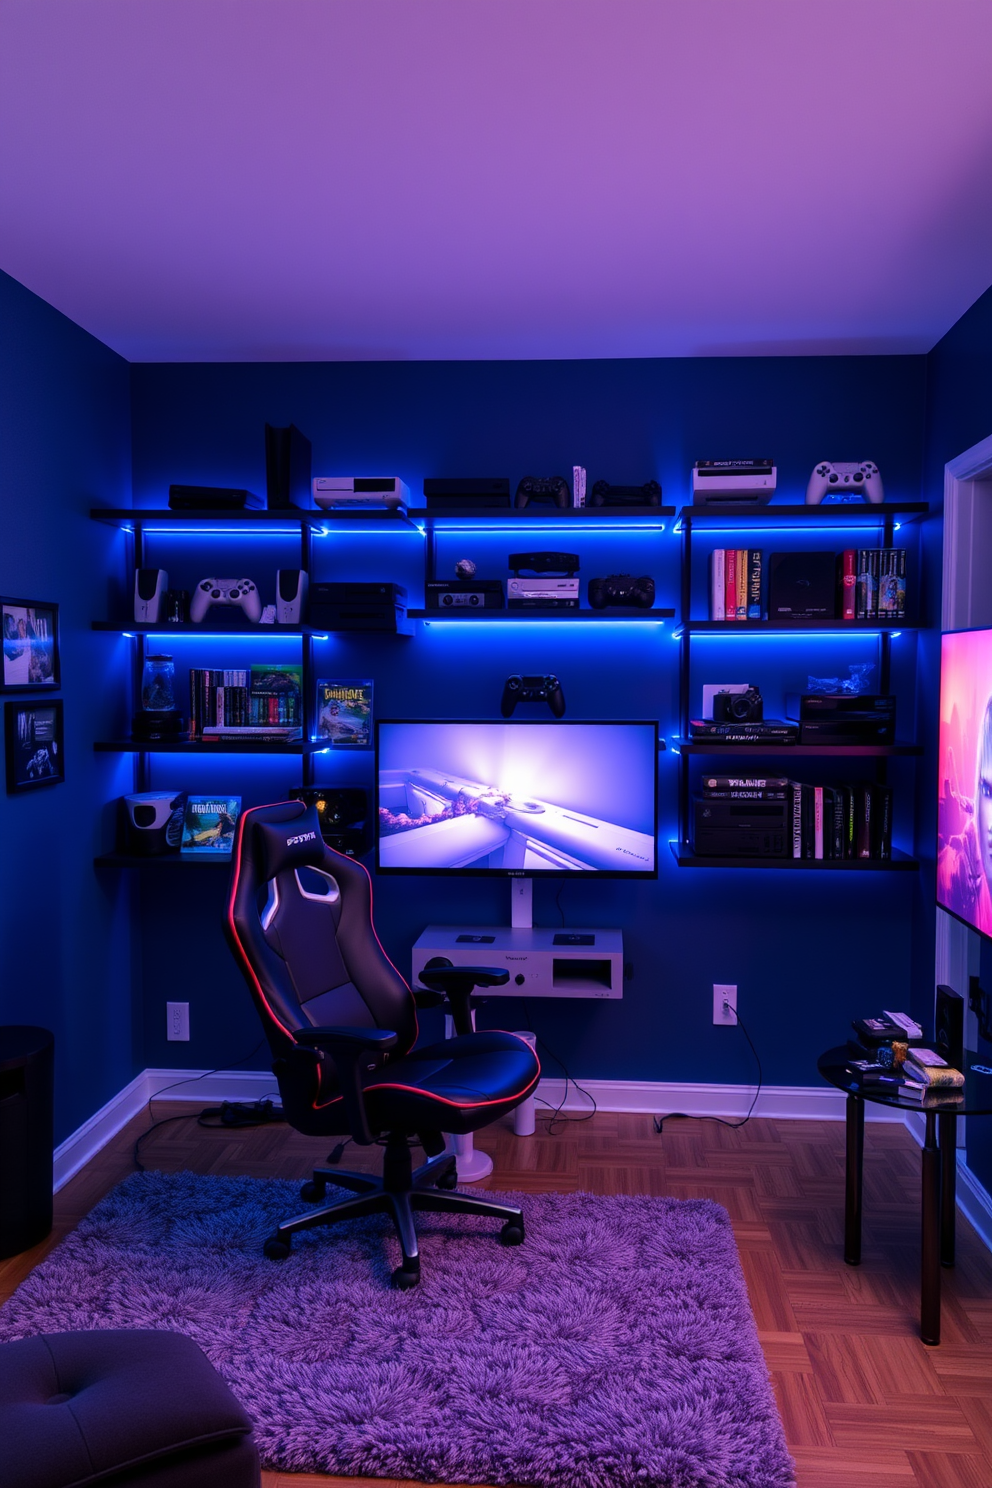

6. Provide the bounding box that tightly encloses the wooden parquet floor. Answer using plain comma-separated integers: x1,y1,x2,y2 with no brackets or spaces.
2,1105,991,1488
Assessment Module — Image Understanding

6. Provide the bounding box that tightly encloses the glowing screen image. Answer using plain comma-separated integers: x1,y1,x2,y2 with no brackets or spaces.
938,627,992,938
377,721,657,875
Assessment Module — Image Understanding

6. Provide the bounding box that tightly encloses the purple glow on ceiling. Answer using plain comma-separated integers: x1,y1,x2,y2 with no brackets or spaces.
1,0,992,363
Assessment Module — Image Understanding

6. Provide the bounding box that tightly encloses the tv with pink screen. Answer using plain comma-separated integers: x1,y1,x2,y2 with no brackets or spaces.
938,626,992,938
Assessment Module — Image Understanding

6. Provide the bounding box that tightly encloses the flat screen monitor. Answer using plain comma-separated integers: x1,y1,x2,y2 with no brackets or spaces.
938,626,992,939
376,720,658,877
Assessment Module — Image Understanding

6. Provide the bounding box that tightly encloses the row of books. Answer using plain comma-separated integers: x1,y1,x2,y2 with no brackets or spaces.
839,548,907,621
189,665,303,740
699,775,893,859
708,549,761,620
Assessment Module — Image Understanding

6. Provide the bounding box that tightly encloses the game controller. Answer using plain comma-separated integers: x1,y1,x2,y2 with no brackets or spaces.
589,479,662,507
514,476,571,510
806,461,883,505
588,574,656,609
190,578,262,623
500,674,566,718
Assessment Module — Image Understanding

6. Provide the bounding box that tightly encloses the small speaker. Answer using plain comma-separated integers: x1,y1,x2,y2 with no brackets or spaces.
935,984,964,1070
275,569,308,624
134,568,168,623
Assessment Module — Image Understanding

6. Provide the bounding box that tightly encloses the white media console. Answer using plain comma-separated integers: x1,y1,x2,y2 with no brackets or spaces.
411,925,624,1000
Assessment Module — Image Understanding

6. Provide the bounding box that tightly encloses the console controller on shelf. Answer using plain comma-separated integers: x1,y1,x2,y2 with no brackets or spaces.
190,579,262,623
806,461,883,505
500,674,566,718
514,476,571,510
588,573,655,609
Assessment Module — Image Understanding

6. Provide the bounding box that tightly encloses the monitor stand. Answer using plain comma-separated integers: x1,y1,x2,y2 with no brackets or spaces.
445,878,533,1184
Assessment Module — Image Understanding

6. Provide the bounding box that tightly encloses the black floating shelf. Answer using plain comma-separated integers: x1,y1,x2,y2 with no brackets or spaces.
668,842,918,871
678,502,928,526
92,621,327,636
407,506,676,521
94,740,324,755
684,620,918,633
89,507,414,528
95,852,232,868
675,741,922,757
410,609,675,622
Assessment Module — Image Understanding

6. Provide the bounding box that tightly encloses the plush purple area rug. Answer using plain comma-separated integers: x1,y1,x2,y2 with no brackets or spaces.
0,1171,794,1488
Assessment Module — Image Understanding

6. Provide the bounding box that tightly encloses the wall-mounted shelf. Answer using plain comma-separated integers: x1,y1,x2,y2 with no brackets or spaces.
411,608,674,623
676,502,928,529
89,506,415,530
95,852,233,868
92,621,335,637
669,843,919,870
674,741,923,757
683,620,918,634
94,740,326,755
409,506,676,523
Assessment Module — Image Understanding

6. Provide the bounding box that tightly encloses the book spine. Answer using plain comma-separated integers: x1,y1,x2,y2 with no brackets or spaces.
802,783,814,859
831,787,844,860
877,550,892,618
892,548,907,620
876,784,893,860
747,549,762,620
856,785,873,858
189,669,199,738
867,550,879,620
856,550,869,620
710,549,725,622
791,781,802,859
736,550,747,620
724,548,737,620
702,776,791,790
839,549,857,621
216,685,225,727
702,790,788,800
814,786,824,859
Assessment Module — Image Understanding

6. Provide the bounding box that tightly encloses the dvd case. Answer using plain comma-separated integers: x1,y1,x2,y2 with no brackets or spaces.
316,679,373,747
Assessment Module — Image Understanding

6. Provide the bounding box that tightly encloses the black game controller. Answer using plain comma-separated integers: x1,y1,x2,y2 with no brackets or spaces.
501,674,566,718
589,479,662,507
514,476,571,510
588,574,656,609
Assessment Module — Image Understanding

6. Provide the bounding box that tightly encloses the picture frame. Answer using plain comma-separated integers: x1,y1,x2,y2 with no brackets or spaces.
0,597,60,692
5,698,65,793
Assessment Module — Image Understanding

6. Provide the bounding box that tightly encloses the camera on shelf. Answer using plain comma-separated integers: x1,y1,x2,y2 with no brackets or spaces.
712,686,763,723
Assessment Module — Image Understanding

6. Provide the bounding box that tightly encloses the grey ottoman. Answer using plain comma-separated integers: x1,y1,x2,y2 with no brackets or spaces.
0,1329,260,1488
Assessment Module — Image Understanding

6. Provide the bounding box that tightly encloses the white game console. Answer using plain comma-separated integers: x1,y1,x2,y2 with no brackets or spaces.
806,461,883,505
312,477,410,511
507,576,580,606
692,460,776,506
412,925,623,1000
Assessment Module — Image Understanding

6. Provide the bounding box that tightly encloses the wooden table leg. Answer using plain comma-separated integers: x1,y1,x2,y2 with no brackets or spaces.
921,1108,941,1346
939,1110,957,1268
844,1091,865,1265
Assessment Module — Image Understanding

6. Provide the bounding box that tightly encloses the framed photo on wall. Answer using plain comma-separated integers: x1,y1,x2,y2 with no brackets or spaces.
4,699,65,793
1,597,60,691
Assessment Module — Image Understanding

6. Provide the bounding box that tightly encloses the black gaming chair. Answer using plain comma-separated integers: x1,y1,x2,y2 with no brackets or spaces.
224,800,540,1288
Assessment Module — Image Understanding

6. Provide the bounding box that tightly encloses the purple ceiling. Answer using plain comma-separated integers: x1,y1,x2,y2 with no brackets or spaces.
2,0,992,362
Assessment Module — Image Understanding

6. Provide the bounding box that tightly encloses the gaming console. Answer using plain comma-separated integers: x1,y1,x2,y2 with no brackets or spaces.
413,925,624,1000
589,479,662,508
423,478,511,509
767,551,837,620
587,574,655,609
288,787,368,850
426,579,504,610
509,551,579,574
514,476,571,510
692,797,790,858
168,486,264,511
692,460,776,508
312,477,409,510
275,569,308,624
134,568,168,623
784,692,896,744
508,577,579,608
190,579,262,623
309,581,410,633
806,461,883,505
265,424,312,509
500,674,566,718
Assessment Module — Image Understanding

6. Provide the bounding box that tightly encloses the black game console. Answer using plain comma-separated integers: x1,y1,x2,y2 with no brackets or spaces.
426,579,504,610
423,478,511,509
309,582,409,633
691,797,790,858
768,551,837,621
514,476,570,510
508,551,579,574
265,423,312,510
785,693,896,745
168,485,265,511
589,479,662,508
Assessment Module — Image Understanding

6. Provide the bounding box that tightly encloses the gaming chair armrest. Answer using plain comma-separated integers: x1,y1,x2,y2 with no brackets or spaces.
294,1026,399,1146
412,988,446,1010
416,963,511,1037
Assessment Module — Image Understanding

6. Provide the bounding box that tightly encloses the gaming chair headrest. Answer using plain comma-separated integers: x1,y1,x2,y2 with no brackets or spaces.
254,803,326,880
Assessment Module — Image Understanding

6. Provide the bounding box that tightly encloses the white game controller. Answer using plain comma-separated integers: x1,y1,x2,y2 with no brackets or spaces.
190,578,262,623
806,461,883,505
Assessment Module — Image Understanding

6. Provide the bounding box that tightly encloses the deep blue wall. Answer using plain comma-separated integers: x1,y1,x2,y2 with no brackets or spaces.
129,356,929,1092
925,284,992,1196
0,270,135,1144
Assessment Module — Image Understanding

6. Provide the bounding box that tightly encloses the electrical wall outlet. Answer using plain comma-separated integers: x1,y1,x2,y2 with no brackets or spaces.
167,1001,190,1041
713,984,738,1026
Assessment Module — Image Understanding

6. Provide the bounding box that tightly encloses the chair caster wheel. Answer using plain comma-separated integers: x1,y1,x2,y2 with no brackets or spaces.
436,1166,458,1191
263,1234,291,1261
500,1220,525,1246
300,1180,326,1203
391,1265,420,1291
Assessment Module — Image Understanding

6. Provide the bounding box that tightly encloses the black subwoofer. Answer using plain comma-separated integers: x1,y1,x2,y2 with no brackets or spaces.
0,1026,54,1258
